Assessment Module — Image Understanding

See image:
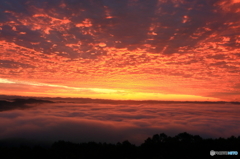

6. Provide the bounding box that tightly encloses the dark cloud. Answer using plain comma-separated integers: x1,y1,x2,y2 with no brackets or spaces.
0,0,238,58
0,60,34,68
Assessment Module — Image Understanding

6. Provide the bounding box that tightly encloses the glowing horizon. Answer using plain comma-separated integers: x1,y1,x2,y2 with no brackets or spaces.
0,78,222,101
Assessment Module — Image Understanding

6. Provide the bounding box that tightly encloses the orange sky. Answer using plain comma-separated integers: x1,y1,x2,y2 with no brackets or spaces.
0,0,239,101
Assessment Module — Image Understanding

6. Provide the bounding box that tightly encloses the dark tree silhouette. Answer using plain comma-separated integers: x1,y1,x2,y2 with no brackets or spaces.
0,132,240,159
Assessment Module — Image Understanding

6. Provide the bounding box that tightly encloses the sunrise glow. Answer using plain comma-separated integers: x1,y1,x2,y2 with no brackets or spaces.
0,0,239,101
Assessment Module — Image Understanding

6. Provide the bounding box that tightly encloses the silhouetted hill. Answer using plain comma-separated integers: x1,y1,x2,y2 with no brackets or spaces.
0,98,54,111
0,132,239,159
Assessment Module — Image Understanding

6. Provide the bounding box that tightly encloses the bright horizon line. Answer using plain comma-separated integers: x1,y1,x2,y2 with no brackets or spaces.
1,78,235,102
1,94,236,103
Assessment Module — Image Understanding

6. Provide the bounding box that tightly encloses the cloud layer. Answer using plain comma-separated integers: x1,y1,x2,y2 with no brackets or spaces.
0,102,240,145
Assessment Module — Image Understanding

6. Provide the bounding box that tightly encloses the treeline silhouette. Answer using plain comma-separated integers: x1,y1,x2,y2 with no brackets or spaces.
0,132,240,159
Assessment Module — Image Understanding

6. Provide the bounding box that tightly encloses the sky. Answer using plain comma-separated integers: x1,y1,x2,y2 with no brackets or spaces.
0,0,240,101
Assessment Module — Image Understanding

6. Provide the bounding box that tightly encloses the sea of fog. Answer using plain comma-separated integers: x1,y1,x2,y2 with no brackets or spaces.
0,102,240,146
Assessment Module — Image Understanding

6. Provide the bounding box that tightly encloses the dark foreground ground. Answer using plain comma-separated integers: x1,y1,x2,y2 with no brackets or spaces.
0,132,240,159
